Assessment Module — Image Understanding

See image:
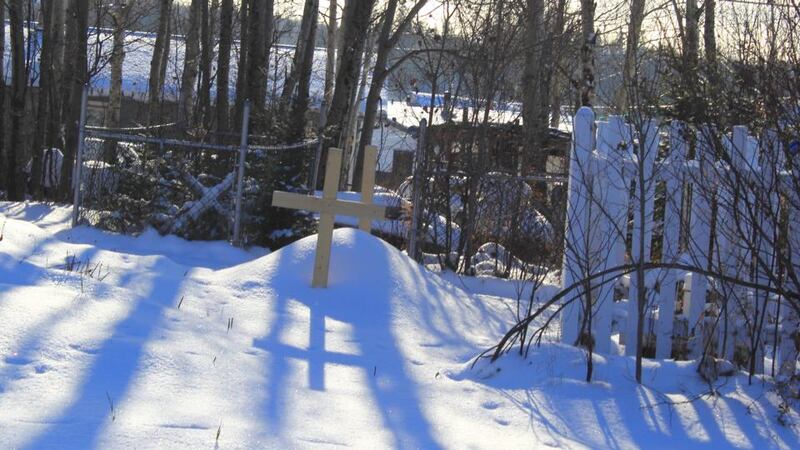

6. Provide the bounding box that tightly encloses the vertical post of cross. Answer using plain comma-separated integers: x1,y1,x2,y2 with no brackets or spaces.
72,84,89,228
312,148,344,287
233,100,251,246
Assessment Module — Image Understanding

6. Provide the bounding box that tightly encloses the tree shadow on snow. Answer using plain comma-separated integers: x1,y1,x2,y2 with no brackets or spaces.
0,246,102,386
21,256,186,449
478,349,794,449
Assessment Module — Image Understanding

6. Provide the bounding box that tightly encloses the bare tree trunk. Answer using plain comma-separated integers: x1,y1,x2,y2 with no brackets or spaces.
48,0,66,149
179,0,203,127
198,0,216,129
287,0,320,141
281,0,319,105
7,0,29,200
522,0,546,172
354,0,427,188
620,0,646,111
31,0,57,197
324,0,337,106
682,0,699,120
216,0,234,136
322,0,376,186
548,0,567,130
246,0,274,123
704,0,717,82
59,0,89,199
148,0,174,125
104,2,131,131
0,2,5,192
580,0,595,107
234,0,249,130
342,39,372,185
102,1,133,163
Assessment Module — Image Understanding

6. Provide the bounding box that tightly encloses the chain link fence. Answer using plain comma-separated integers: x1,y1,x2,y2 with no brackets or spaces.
74,95,319,246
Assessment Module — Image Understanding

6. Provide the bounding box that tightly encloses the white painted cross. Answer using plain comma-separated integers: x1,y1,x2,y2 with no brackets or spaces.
272,146,385,288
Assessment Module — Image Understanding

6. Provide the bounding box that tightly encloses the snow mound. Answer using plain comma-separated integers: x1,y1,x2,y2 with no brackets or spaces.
214,228,510,359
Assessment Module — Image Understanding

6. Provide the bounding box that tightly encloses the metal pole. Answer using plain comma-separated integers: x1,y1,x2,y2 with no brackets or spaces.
71,85,89,228
408,118,427,262
233,100,251,246
311,101,327,192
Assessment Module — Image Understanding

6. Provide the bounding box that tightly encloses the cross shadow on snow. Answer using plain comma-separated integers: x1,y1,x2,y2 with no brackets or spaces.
252,230,443,449
21,256,187,449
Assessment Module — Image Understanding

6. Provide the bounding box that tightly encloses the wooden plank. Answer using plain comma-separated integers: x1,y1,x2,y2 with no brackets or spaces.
592,119,627,354
359,146,378,232
655,121,687,359
626,119,659,357
313,148,343,288
561,107,596,346
687,128,714,359
270,146,387,288
272,192,385,221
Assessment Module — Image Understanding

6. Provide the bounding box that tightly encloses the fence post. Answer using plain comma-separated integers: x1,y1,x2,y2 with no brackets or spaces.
71,84,89,228
233,100,251,247
560,107,595,346
686,127,714,359
592,117,629,354
655,121,688,359
625,119,659,357
408,118,427,262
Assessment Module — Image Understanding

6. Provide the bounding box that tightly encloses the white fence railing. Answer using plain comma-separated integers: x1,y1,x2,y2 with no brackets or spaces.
560,107,799,378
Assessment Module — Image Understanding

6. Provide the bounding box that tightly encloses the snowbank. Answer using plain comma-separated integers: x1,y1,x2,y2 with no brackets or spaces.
1,202,797,448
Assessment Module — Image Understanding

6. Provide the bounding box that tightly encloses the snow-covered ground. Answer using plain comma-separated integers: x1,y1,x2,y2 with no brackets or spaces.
1,202,798,448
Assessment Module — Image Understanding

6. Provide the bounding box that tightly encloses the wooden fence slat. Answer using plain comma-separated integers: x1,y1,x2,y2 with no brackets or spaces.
655,122,688,359
592,119,628,353
626,119,659,356
560,107,596,346
558,112,796,375
686,128,714,359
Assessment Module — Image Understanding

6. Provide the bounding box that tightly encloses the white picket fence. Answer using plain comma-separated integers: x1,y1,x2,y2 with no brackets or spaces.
559,107,799,377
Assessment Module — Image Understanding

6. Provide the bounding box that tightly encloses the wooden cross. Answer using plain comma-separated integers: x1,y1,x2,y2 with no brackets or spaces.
272,146,385,288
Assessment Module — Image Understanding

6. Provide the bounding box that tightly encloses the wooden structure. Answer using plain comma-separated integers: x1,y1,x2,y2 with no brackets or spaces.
425,122,570,174
272,146,386,288
560,107,799,378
